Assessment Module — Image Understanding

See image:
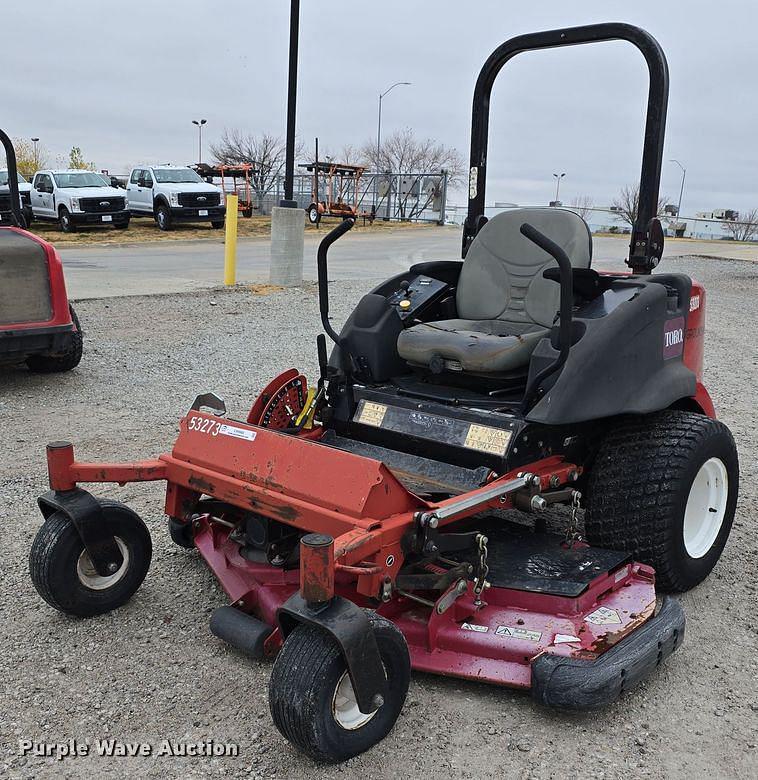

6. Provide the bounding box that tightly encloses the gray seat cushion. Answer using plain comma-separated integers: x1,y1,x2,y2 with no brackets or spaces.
397,319,547,373
397,207,592,373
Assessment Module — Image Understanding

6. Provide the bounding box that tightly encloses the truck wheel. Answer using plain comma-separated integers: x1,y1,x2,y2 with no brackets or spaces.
59,207,76,233
155,204,172,231
269,611,410,763
27,305,83,373
115,217,130,230
307,204,320,225
585,410,738,592
29,500,152,617
211,220,224,229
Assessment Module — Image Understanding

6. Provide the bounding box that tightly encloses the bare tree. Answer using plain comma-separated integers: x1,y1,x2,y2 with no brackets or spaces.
611,183,670,227
211,129,301,209
720,208,758,242
360,128,464,183
569,195,594,222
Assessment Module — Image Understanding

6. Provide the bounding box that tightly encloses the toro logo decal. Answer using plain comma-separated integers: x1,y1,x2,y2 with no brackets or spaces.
663,317,685,359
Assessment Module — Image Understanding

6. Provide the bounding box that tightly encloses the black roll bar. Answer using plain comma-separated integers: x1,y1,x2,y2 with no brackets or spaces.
463,23,669,274
0,128,26,228
317,217,355,346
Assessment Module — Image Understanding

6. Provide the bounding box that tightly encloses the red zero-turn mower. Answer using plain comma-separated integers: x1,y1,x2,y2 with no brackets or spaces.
0,130,83,373
30,24,739,762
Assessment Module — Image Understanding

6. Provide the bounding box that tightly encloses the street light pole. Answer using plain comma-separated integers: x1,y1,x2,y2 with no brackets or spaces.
281,0,300,207
671,159,686,218
375,81,410,208
192,119,207,164
552,172,566,204
31,137,39,168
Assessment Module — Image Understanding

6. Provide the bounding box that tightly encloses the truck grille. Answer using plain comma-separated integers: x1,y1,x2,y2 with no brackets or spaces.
178,192,220,207
0,232,52,324
79,196,126,213
0,192,12,211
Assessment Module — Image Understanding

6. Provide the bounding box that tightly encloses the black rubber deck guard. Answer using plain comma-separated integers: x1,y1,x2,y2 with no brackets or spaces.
531,596,685,709
210,606,273,658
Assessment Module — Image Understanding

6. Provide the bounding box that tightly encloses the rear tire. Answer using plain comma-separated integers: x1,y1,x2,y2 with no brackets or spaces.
307,204,320,225
26,305,83,373
29,500,152,617
269,611,410,763
585,410,738,592
59,207,75,233
155,203,172,231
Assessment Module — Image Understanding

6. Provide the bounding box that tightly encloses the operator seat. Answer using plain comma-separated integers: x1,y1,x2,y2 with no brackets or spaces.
396,208,592,373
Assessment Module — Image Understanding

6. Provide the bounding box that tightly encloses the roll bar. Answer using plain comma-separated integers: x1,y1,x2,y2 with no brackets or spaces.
463,23,669,274
0,128,26,228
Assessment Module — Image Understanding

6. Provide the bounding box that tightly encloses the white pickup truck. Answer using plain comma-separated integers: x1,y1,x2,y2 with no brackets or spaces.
30,170,130,232
126,165,225,230
0,169,33,226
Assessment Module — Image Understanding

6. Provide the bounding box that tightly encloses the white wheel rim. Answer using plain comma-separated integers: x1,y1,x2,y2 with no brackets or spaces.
331,670,378,730
76,537,130,590
683,457,728,559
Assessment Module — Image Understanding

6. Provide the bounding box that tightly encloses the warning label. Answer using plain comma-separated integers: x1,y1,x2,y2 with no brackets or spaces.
495,625,542,642
461,622,489,633
357,401,388,427
585,606,622,626
464,424,512,455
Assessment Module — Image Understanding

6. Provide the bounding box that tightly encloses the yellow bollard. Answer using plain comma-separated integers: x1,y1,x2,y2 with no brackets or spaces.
224,194,239,286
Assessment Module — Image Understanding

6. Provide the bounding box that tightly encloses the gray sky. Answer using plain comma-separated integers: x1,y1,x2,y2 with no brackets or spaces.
3,0,756,213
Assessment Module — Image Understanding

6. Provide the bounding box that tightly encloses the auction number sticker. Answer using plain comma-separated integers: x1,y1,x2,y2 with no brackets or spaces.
187,415,256,441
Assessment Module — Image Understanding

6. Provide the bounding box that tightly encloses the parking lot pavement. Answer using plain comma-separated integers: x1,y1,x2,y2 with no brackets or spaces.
56,226,758,300
1,253,756,780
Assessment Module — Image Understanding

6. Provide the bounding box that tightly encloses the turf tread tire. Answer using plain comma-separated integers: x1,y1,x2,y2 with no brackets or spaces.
585,410,738,592
269,611,410,763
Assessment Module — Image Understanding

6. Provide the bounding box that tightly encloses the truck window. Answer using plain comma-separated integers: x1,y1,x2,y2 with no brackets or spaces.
130,170,142,184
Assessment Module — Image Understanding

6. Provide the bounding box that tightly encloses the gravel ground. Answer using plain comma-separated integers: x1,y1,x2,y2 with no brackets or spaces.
1,255,756,780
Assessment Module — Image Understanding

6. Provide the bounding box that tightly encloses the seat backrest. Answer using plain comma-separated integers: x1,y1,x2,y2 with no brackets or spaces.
457,207,592,327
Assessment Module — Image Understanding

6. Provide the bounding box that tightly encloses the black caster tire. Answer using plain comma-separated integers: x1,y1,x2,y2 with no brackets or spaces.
168,517,195,549
156,204,172,231
29,500,152,617
269,610,410,763
585,410,739,592
59,207,76,233
26,304,83,373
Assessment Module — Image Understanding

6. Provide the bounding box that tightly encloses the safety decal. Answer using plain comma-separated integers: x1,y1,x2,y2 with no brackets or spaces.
584,606,622,626
689,294,701,312
464,423,512,455
461,622,489,633
495,626,542,642
553,634,581,645
356,401,388,427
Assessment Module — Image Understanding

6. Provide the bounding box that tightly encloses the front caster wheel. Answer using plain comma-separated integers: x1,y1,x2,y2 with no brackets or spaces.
168,516,195,549
29,500,152,617
269,611,410,763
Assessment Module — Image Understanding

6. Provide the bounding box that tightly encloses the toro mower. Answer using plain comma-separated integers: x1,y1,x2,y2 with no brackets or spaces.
30,23,738,763
0,130,83,373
